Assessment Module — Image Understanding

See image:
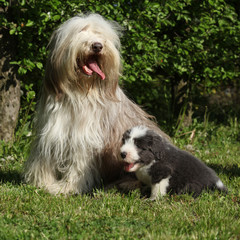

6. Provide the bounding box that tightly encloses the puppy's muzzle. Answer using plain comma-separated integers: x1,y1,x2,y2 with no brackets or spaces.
120,152,127,159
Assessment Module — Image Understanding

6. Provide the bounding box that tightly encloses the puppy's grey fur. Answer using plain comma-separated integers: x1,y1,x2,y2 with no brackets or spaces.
120,126,227,200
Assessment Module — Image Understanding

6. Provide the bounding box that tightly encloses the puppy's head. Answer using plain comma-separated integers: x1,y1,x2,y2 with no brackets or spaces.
120,126,158,172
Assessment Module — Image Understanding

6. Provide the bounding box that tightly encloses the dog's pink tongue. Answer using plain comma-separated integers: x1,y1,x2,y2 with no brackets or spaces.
124,163,134,172
88,60,105,80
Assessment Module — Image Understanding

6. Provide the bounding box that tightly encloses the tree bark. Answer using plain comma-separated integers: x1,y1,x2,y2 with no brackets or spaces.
0,6,20,142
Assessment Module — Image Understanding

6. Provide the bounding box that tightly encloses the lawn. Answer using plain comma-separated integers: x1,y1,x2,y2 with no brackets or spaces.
0,119,240,239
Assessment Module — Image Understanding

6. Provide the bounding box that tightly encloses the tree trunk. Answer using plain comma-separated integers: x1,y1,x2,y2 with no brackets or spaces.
0,6,20,142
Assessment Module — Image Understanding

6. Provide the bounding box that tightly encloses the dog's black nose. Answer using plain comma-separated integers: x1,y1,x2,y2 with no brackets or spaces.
92,42,103,53
121,152,127,159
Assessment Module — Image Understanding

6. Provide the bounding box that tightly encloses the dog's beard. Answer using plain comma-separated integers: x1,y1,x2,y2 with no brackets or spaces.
73,46,121,101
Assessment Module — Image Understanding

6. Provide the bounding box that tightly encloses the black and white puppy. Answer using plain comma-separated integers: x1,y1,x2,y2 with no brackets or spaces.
120,126,227,200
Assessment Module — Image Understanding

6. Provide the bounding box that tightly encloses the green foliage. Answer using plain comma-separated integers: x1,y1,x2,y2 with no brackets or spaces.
15,83,36,142
1,0,240,129
120,0,240,127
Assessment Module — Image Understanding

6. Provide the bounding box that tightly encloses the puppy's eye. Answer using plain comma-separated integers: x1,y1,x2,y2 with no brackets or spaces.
122,138,125,144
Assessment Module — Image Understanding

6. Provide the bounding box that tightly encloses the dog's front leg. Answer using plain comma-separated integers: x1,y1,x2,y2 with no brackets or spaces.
149,175,172,200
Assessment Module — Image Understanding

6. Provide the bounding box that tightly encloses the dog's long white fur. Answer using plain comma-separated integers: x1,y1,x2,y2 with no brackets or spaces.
23,14,168,194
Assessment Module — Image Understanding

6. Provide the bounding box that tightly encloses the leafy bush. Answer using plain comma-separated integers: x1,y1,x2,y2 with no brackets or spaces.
1,0,240,133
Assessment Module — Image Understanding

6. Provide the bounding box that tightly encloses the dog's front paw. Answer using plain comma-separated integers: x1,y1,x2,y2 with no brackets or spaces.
148,196,157,201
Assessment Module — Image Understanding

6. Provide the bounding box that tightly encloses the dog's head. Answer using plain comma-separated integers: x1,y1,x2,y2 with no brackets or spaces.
120,126,164,172
45,14,122,99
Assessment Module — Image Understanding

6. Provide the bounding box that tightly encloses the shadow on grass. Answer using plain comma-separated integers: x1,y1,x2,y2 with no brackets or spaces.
209,163,240,177
0,170,22,185
0,164,239,189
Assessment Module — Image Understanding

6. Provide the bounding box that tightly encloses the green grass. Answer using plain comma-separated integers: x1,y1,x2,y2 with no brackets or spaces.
0,119,240,239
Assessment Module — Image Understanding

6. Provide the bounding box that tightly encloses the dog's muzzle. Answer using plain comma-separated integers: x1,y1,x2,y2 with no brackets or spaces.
92,42,103,53
120,152,127,159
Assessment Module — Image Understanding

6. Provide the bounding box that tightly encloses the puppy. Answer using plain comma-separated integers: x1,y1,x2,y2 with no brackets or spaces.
120,126,227,200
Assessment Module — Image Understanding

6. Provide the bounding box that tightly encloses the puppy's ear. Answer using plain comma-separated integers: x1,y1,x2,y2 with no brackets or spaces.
149,133,164,161
135,135,153,150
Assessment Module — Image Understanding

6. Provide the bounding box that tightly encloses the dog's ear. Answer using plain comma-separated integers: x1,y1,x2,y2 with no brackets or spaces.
149,133,164,161
134,135,153,150
122,129,131,144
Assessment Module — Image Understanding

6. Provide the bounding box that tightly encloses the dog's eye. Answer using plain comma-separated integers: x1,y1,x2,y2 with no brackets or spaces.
122,138,125,144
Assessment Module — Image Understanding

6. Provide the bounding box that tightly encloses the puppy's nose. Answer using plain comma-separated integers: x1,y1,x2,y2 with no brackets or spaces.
121,152,127,159
92,42,103,53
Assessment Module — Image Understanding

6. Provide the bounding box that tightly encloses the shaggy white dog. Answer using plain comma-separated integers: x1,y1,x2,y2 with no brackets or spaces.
23,14,169,194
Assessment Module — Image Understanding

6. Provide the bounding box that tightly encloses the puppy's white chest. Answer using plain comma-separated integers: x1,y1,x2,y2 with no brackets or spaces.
136,163,153,186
